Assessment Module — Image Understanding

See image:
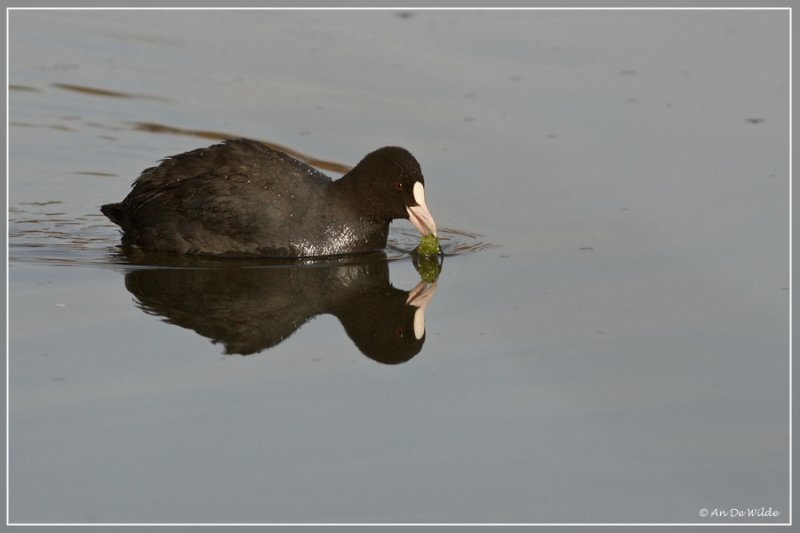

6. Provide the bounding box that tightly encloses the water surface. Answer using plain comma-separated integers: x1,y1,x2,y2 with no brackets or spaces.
8,9,789,524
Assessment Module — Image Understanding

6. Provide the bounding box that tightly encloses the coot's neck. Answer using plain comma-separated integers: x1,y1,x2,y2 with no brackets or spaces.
330,169,378,216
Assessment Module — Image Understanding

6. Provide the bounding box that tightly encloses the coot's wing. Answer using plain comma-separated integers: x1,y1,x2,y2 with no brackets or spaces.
131,138,330,189
118,139,332,255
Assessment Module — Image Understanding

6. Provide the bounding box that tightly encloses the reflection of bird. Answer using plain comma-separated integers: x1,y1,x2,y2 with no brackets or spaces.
102,139,437,257
123,257,436,364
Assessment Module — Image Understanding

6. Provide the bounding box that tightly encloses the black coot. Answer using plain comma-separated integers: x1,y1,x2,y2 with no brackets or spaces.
101,139,438,257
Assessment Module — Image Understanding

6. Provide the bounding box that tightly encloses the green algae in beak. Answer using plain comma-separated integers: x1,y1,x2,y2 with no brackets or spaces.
416,233,442,257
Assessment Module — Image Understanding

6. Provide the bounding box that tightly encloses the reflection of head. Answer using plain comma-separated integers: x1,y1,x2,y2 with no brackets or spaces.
336,286,426,365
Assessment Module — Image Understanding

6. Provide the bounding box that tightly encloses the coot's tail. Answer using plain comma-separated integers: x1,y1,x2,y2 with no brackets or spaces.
101,202,130,231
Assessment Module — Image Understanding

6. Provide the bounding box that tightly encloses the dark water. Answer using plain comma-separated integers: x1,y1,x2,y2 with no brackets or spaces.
8,9,789,524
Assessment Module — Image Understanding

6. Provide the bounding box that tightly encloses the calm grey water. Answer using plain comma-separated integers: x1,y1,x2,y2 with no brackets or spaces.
8,9,789,524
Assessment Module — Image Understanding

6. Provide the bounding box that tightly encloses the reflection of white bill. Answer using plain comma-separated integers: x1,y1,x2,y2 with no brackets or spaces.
406,280,438,340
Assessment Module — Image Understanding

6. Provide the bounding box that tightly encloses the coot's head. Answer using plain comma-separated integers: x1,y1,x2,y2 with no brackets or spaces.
344,146,438,236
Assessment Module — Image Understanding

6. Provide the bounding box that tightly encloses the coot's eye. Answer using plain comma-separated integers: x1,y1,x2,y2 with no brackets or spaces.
394,182,405,192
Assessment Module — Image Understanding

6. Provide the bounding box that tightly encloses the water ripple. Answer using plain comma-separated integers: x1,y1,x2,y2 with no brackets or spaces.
9,209,490,268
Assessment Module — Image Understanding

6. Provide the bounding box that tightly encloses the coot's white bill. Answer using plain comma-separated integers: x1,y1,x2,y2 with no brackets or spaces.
407,182,438,236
